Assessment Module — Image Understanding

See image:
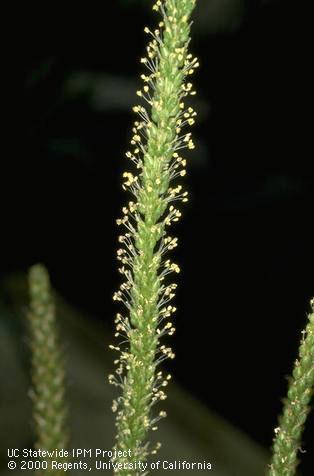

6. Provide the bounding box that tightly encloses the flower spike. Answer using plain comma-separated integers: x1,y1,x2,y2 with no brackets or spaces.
110,0,198,473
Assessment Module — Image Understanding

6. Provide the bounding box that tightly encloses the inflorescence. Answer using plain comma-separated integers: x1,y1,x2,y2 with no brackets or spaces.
28,264,68,476
109,0,198,473
268,298,314,476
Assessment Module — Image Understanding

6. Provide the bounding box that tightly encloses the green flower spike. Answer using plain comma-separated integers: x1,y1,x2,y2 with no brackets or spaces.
110,0,198,473
28,264,68,475
268,298,314,476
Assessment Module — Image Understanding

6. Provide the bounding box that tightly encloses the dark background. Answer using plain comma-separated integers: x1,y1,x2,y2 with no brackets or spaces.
10,0,313,473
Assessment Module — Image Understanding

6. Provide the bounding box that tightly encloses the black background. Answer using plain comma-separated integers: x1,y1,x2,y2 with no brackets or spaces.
11,0,314,473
